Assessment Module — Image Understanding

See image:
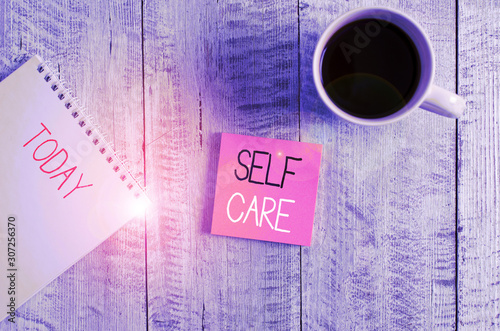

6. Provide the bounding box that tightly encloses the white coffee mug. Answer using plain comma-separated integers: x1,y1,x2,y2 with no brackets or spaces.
313,7,465,126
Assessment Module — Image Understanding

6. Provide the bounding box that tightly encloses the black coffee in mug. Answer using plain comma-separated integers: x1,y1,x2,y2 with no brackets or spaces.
320,19,421,118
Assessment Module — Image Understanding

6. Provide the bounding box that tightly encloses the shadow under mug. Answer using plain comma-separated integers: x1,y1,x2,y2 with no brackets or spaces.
313,7,465,126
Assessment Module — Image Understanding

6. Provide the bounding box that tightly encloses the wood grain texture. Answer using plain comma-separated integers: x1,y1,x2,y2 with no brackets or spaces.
0,0,146,329
143,0,301,329
5,0,500,329
458,1,500,329
299,1,457,329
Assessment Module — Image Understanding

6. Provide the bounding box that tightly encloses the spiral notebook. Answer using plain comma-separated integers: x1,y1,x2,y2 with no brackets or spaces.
0,55,149,322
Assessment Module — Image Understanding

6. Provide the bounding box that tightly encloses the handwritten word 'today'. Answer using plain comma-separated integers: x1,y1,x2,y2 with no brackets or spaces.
23,123,93,199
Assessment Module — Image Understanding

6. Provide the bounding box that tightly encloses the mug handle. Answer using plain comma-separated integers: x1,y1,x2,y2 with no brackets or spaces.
420,85,466,118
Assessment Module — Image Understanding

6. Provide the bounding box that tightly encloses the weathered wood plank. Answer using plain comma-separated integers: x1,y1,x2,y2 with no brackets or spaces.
300,1,457,329
458,1,500,329
144,0,301,329
0,0,146,329
1,0,486,329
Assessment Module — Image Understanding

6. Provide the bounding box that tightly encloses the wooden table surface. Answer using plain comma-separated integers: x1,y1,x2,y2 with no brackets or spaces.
0,0,498,330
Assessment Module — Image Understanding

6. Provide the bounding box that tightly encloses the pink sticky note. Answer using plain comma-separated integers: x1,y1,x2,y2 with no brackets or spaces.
211,133,322,246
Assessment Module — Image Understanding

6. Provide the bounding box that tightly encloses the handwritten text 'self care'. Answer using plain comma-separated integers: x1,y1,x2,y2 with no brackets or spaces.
226,149,302,233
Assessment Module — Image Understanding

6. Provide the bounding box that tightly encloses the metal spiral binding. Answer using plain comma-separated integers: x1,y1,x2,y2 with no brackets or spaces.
35,60,145,200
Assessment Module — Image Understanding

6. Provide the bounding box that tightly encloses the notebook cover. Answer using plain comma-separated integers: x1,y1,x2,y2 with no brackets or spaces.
0,56,148,322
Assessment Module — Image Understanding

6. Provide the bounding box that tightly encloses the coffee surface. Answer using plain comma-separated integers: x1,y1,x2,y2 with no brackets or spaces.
321,19,421,118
